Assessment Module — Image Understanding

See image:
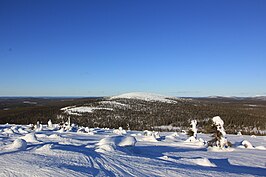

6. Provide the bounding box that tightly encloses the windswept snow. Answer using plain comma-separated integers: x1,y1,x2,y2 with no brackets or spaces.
110,92,177,103
0,124,266,177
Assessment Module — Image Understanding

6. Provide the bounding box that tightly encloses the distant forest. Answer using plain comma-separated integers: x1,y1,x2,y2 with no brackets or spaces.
0,97,265,135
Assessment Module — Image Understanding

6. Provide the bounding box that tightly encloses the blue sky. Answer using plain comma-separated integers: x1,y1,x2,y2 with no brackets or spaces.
0,0,266,97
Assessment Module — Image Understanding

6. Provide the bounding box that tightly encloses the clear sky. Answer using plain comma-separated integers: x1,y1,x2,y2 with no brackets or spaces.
0,0,266,97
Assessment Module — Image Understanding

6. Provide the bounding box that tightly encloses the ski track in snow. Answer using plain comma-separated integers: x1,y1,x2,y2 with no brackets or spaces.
0,124,266,177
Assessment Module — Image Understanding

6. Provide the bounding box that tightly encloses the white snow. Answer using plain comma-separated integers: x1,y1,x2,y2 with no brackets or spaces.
0,124,266,176
181,157,216,167
61,106,113,115
6,139,27,151
240,140,254,149
113,127,127,135
110,92,177,103
117,136,137,147
21,133,39,143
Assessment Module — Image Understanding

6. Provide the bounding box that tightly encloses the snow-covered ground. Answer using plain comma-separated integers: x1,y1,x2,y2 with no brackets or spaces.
61,106,113,116
0,124,266,177
110,92,177,103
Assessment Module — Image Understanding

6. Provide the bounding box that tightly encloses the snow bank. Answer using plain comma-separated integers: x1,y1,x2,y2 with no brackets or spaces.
7,139,27,150
110,92,176,103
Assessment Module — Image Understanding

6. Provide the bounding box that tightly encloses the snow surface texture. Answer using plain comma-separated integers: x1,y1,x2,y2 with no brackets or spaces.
0,124,266,177
110,92,177,103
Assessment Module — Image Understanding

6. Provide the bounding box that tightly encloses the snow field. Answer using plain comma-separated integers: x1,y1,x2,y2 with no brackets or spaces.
0,124,265,176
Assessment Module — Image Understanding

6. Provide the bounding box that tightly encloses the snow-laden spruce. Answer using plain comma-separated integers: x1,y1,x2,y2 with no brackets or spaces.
208,116,231,149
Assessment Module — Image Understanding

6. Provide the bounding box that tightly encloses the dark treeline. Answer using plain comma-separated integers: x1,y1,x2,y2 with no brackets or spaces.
0,97,266,135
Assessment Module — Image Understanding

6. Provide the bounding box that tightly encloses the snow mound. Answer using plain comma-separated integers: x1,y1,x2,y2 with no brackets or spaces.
166,132,179,139
185,137,205,146
141,130,160,142
110,92,176,103
48,134,61,139
95,137,116,152
185,136,197,143
3,128,14,134
21,133,39,143
36,144,54,152
7,139,27,150
113,127,127,135
117,136,137,147
96,136,137,153
183,158,216,167
18,128,29,134
239,140,254,149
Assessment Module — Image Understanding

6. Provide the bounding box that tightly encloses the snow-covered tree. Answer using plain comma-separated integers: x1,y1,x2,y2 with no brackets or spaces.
48,119,53,128
208,116,231,148
187,120,197,138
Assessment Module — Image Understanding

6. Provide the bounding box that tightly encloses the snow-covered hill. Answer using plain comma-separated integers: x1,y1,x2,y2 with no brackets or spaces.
110,92,177,103
0,124,266,176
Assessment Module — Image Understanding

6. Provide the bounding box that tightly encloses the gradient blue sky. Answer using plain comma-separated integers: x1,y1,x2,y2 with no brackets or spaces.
0,0,266,97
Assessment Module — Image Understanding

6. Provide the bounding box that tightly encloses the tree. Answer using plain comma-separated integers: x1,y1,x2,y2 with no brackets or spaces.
208,116,231,148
